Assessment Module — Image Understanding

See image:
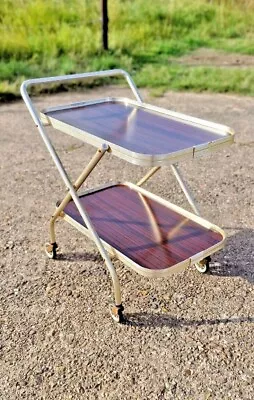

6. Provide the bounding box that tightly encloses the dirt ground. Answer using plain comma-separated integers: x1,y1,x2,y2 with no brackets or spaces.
0,86,253,400
169,48,254,67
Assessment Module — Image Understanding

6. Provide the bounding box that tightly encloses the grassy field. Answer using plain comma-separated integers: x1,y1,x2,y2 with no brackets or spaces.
0,0,254,100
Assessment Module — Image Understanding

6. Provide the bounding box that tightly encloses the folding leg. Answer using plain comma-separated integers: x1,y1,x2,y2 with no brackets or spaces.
170,164,200,216
136,166,161,187
41,144,124,321
46,145,109,256
136,163,209,273
171,164,211,272
137,164,200,217
21,84,127,322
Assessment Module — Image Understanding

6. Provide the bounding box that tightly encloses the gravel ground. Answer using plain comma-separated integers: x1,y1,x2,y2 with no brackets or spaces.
0,87,253,400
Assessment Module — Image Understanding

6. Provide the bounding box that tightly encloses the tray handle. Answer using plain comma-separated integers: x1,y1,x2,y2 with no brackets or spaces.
20,69,142,124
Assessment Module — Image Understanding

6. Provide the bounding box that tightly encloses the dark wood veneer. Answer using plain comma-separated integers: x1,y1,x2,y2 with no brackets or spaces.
46,101,223,156
64,185,223,270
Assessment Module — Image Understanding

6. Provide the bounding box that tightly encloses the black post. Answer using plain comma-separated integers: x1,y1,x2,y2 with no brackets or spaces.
102,0,109,50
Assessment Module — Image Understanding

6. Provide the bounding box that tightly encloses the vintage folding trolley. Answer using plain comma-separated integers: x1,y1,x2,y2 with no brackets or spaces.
21,69,234,323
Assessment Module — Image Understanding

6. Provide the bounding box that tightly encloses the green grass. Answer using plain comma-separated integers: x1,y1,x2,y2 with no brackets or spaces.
0,0,254,100
137,64,254,95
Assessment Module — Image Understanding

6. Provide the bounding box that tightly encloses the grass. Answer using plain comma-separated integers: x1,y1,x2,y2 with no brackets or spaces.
136,65,254,95
0,0,254,101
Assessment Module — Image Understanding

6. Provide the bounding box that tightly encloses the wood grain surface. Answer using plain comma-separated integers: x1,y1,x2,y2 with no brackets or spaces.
64,185,223,270
46,101,222,155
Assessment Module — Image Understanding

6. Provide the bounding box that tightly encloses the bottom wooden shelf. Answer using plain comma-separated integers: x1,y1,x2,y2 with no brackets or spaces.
63,182,225,277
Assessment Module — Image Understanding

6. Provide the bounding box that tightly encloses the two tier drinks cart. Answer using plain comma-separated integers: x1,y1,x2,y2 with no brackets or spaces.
21,69,234,323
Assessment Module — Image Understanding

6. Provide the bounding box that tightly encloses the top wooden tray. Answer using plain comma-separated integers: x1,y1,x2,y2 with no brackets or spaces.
41,98,234,166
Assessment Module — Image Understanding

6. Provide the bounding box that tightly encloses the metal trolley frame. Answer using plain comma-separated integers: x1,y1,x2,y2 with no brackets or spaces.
21,69,234,323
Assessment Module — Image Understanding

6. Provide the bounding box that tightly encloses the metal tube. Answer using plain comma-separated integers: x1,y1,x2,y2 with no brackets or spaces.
20,69,143,104
171,164,200,216
49,145,108,243
136,166,161,186
21,80,122,306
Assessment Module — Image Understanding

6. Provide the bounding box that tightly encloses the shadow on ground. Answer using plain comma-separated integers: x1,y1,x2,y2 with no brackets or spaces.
56,251,103,263
125,313,254,328
210,228,254,283
56,228,254,282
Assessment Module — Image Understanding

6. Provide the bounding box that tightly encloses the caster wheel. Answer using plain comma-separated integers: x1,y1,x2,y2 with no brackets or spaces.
195,256,211,274
45,242,58,259
110,304,125,324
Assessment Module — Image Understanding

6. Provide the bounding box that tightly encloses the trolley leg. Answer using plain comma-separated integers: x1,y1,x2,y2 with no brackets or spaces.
21,77,129,322
45,145,108,259
171,163,200,216
137,164,200,217
43,145,125,320
137,164,200,216
171,164,211,273
109,274,125,323
136,166,161,187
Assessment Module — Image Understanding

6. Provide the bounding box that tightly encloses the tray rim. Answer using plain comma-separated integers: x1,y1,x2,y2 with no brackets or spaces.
40,97,235,167
62,181,226,278
41,96,233,135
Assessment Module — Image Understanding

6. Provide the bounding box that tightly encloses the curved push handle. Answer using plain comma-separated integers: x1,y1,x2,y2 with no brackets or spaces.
20,69,142,125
